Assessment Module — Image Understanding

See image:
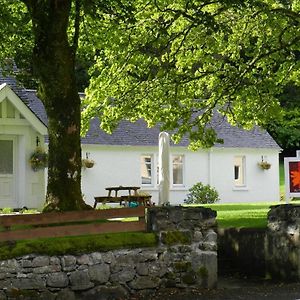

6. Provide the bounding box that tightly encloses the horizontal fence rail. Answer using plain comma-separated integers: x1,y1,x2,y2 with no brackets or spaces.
0,207,146,241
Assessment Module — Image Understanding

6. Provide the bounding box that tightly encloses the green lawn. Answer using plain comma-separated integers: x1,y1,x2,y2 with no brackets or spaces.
203,202,278,228
280,161,285,196
199,161,292,229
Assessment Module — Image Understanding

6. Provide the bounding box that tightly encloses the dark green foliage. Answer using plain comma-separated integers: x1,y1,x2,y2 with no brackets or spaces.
184,182,220,204
267,84,300,149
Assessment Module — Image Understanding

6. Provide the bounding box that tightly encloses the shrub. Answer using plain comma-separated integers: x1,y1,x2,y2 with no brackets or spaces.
184,182,220,204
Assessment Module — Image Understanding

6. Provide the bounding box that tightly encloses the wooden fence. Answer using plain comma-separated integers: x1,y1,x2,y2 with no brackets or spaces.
0,207,146,241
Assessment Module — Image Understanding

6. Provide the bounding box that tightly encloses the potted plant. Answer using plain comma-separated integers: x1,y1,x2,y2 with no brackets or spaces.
258,161,271,170
30,147,48,171
82,158,95,169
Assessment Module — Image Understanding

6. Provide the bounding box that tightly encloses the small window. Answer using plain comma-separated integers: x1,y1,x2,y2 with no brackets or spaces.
0,140,13,174
141,155,153,185
234,156,245,186
172,155,184,185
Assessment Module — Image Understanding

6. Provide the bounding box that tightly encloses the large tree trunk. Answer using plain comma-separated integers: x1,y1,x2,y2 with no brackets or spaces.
25,0,90,211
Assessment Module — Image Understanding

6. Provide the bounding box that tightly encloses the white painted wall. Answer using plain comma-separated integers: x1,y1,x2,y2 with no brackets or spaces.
209,148,280,203
81,144,280,207
0,122,45,209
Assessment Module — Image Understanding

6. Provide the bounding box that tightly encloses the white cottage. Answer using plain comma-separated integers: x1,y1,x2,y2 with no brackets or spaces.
0,75,281,209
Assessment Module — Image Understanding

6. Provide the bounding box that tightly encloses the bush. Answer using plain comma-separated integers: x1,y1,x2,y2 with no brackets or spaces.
184,182,220,204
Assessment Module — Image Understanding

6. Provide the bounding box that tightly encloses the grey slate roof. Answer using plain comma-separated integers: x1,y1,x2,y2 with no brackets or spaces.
1,74,280,149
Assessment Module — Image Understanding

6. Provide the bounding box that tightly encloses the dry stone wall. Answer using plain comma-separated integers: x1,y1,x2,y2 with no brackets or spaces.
0,206,217,299
266,204,300,280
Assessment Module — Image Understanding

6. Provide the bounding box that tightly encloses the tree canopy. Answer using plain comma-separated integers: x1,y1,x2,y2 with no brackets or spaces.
0,0,299,210
83,0,300,149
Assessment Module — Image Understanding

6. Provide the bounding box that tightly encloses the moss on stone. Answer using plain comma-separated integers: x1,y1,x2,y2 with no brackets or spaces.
161,230,191,245
0,232,157,260
8,288,40,299
165,272,176,279
173,261,192,272
182,272,197,285
197,266,208,279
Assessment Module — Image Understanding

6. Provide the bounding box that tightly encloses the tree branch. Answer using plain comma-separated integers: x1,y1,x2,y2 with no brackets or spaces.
72,0,81,56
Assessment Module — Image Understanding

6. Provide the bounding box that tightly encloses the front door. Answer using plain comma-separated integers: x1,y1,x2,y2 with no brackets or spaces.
0,137,16,207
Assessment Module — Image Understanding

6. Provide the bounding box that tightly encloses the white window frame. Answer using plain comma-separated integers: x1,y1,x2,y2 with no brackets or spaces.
234,155,246,187
140,154,155,186
172,154,185,187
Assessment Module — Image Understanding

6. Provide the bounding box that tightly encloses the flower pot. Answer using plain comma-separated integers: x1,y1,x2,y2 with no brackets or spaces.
82,159,95,169
258,162,271,170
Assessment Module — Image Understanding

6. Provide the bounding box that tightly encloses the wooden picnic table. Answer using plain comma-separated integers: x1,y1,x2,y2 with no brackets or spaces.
105,186,140,197
94,186,152,208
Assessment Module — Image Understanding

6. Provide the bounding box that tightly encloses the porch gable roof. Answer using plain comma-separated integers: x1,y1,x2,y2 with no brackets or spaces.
0,83,47,135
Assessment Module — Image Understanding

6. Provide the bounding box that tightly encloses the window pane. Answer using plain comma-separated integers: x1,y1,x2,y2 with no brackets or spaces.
0,140,13,174
141,155,152,184
173,155,183,185
234,156,245,186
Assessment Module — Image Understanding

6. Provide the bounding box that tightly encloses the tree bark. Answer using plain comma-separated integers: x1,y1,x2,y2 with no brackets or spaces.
25,0,90,211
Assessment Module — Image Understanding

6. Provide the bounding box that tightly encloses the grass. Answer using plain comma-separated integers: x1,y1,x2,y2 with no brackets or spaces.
280,161,285,196
203,203,277,229
0,231,157,260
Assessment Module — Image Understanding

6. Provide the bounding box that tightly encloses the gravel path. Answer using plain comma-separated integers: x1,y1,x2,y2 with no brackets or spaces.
131,277,300,300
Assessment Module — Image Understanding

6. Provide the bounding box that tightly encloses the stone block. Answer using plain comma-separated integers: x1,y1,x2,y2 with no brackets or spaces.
33,264,61,274
46,272,69,288
0,259,18,269
204,229,217,243
202,242,217,251
102,252,116,265
69,270,94,291
139,250,158,262
21,260,32,268
90,252,102,264
88,264,110,283
110,267,135,283
136,263,148,276
129,276,160,290
0,291,6,300
62,255,76,271
148,263,167,277
50,257,60,265
0,279,11,289
11,276,45,289
193,230,203,242
32,256,49,267
77,254,92,265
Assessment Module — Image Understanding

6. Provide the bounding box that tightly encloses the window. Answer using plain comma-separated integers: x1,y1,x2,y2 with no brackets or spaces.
0,140,13,174
172,155,184,185
141,155,153,185
234,156,245,186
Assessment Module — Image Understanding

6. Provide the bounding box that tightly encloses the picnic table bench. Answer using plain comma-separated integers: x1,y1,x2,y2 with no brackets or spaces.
94,186,153,208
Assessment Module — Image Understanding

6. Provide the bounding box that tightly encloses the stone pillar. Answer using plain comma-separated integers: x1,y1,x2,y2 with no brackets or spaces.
147,206,218,288
266,204,300,280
